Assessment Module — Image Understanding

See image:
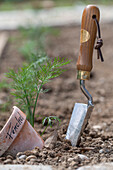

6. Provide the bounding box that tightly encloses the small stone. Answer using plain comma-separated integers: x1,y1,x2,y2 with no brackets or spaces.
89,131,97,138
101,143,105,147
78,154,89,161
44,136,54,148
16,152,23,157
68,158,74,162
18,155,26,160
99,149,104,153
26,155,37,161
62,134,66,138
86,137,92,141
93,125,102,131
4,159,12,164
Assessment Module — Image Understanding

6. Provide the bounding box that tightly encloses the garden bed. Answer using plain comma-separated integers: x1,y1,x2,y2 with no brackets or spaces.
0,23,113,169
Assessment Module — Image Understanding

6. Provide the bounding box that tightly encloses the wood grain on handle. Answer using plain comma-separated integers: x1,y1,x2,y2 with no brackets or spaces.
77,5,100,75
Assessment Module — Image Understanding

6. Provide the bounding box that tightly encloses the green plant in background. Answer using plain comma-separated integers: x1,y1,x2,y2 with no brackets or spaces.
19,26,60,63
0,80,12,112
41,116,61,136
6,55,70,127
0,80,9,91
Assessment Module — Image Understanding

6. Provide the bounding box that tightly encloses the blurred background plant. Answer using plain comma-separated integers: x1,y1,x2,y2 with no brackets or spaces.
19,26,60,63
0,0,113,11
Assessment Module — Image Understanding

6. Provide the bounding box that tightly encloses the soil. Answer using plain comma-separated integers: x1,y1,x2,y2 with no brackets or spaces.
0,23,113,169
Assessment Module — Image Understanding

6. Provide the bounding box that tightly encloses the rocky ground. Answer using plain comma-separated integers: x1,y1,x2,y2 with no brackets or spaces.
0,23,113,169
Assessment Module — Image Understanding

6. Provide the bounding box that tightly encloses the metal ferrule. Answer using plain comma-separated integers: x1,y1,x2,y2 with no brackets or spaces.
77,70,90,80
80,80,93,106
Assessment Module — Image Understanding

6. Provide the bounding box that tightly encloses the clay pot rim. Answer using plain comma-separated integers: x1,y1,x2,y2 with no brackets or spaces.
0,106,26,133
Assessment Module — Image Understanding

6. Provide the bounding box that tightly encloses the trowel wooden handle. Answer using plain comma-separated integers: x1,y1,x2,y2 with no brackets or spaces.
77,5,100,80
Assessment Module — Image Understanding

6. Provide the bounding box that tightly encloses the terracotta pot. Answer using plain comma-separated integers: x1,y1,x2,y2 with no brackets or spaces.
0,106,44,157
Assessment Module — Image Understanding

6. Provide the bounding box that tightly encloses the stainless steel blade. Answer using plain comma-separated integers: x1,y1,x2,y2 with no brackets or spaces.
66,103,93,146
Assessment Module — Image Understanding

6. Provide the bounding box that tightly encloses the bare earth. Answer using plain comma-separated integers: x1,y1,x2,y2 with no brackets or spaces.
0,23,113,169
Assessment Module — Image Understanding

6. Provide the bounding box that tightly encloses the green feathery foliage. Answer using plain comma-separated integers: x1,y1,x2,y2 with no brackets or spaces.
6,56,70,127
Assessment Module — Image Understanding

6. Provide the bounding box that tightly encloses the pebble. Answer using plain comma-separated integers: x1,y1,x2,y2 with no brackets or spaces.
78,154,89,161
16,152,23,157
4,159,12,164
68,158,74,162
31,150,39,156
93,125,102,131
99,149,104,154
86,137,92,141
26,155,37,161
18,155,26,160
89,131,97,138
44,135,54,148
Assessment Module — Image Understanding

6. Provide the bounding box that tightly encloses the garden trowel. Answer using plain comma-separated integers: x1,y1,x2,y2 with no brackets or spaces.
66,5,103,146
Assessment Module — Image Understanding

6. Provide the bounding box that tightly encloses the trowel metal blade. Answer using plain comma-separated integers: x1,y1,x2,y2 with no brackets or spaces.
66,103,93,146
